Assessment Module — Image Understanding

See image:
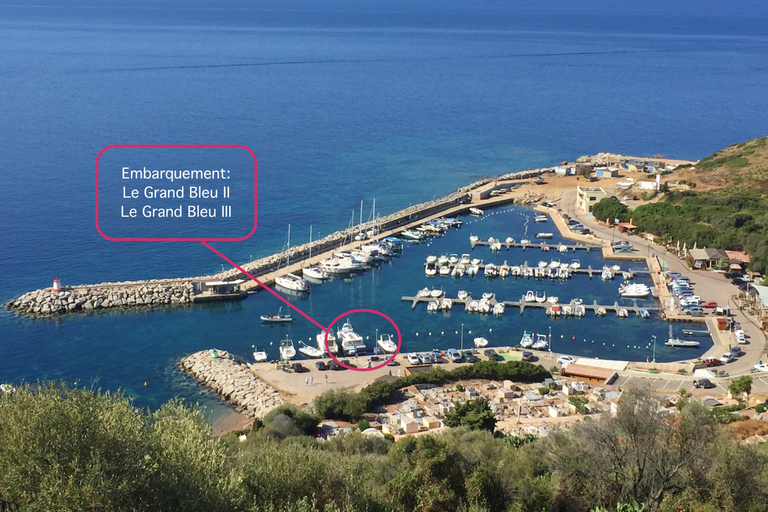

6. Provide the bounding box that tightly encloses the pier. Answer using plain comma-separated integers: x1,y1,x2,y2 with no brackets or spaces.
469,239,599,252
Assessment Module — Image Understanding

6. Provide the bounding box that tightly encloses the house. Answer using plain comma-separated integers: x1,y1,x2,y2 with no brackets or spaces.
638,180,658,191
192,279,246,297
594,167,619,178
576,184,609,213
497,387,516,400
725,250,751,271
401,418,421,434
422,416,441,430
688,248,730,269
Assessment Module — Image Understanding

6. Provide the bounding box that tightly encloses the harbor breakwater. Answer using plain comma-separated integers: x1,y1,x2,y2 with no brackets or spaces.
5,168,552,317
179,349,285,419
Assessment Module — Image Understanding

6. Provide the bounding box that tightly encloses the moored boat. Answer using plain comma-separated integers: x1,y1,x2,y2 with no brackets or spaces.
316,331,338,354
279,338,296,360
377,333,398,353
298,341,324,358
260,306,293,323
474,337,489,348
252,345,268,363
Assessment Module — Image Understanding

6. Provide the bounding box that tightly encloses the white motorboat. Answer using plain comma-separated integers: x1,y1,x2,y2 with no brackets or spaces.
534,214,548,223
401,229,426,241
549,259,560,268
601,267,614,281
562,305,573,316
617,309,629,318
275,273,311,293
319,256,361,274
457,290,469,300
619,283,650,298
574,305,586,317
558,244,568,254
484,263,497,277
665,338,700,348
511,266,521,277
441,298,453,310
418,287,430,297
536,232,554,239
377,333,398,353
260,306,293,323
439,265,451,276
559,262,570,270
438,254,449,265
425,265,437,277
535,291,546,303
427,301,439,312
298,341,324,359
469,235,479,244
316,331,338,354
252,345,268,363
469,207,484,216
596,307,607,316
612,264,622,272
449,254,459,265
532,334,549,350
279,338,296,360
570,259,581,269
338,319,366,355
493,303,505,315
505,237,514,244
520,331,534,348
467,264,479,276
474,337,489,348
481,292,495,300
520,239,531,245
538,260,548,268
460,253,471,264
426,254,438,264
471,258,482,265
547,296,559,304
490,241,502,251
430,288,444,298
499,263,510,278
524,290,535,302
451,264,465,278
570,298,583,305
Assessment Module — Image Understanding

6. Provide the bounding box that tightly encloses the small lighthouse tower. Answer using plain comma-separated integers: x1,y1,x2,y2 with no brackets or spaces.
52,278,62,292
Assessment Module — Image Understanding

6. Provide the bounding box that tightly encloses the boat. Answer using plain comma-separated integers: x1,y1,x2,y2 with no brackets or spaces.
638,309,651,319
619,283,650,298
493,303,505,315
430,288,444,298
596,307,607,316
457,290,469,300
683,329,711,337
438,254,449,265
279,338,296,360
427,301,439,312
469,235,479,244
547,295,559,304
536,232,554,239
316,331,338,354
425,265,437,277
520,239,531,245
520,331,534,348
319,255,362,274
538,260,548,268
612,264,622,272
441,298,453,310
301,225,329,280
474,337,489,348
467,264,479,276
338,319,366,355
481,292,495,300
426,254,437,264
549,259,560,268
451,264,465,278
574,305,586,317
260,306,293,323
471,258,482,265
449,254,459,265
617,308,629,318
252,345,268,363
469,207,484,216
570,259,581,269
490,241,502,251
298,341,324,359
535,291,546,303
401,229,426,241
439,265,451,276
377,333,398,353
532,333,549,350
558,244,568,254
524,290,535,302
505,237,514,244
534,214,548,223
418,287,430,297
484,263,497,277
460,253,471,264
665,338,700,348
499,263,510,278
275,273,311,292
601,267,614,281
570,298,583,305
562,305,573,316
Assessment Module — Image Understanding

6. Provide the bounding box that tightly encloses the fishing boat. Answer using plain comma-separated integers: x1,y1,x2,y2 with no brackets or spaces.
252,345,268,363
260,306,293,323
532,333,549,350
520,331,534,348
536,232,554,239
279,338,296,360
316,331,338,354
469,207,484,216
298,341,324,359
524,290,535,302
535,291,546,303
338,319,366,355
377,333,398,353
474,337,489,348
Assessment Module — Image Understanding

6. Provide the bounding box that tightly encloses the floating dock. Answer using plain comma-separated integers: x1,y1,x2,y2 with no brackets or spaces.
470,240,600,252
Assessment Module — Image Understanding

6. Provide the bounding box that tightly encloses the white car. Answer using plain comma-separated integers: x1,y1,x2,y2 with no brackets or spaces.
754,362,768,373
446,348,463,363
720,352,735,364
557,355,575,366
406,353,420,365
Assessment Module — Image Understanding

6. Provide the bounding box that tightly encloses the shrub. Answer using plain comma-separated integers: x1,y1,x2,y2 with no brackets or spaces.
755,404,765,414
455,383,464,392
539,387,550,396
357,419,370,431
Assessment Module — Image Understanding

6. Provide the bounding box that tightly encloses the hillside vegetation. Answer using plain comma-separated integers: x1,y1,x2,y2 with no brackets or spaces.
2,382,768,512
678,136,768,191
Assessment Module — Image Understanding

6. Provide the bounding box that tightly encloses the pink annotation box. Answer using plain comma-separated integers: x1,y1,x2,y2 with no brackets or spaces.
95,144,257,242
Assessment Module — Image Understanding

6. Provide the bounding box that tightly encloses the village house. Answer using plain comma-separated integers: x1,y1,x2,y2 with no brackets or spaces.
576,184,609,213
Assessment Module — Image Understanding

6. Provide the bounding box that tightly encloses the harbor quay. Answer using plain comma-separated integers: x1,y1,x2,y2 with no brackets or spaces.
4,167,551,317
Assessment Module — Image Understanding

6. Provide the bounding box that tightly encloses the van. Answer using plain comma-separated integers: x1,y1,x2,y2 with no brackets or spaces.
570,223,584,231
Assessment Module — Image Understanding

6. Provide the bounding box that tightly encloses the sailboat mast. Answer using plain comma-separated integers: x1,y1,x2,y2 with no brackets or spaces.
359,200,364,236
309,225,313,260
287,224,291,267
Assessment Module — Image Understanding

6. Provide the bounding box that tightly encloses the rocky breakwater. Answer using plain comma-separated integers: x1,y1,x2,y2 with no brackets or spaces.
179,349,284,419
6,281,195,316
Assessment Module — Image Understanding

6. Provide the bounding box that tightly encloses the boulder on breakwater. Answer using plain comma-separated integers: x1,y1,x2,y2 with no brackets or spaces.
178,349,284,419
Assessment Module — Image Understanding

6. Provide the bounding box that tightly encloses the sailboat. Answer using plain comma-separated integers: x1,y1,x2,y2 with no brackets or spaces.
302,225,329,280
275,224,311,293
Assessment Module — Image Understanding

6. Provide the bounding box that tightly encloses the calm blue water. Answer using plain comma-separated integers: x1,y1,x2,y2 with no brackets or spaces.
2,0,767,418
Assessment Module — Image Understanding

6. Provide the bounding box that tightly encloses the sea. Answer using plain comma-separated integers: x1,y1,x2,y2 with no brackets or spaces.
2,0,767,422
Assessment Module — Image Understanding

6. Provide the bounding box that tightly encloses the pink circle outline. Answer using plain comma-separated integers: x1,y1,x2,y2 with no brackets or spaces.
323,309,401,371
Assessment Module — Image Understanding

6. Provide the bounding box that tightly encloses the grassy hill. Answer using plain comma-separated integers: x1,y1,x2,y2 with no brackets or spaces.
677,136,768,191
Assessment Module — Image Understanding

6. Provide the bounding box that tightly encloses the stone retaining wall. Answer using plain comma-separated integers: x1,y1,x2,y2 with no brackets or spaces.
179,350,284,419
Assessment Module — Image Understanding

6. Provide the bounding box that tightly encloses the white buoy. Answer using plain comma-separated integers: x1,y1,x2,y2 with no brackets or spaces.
52,278,62,292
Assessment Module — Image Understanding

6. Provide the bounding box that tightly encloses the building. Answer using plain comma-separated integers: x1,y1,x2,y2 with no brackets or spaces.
593,167,619,178
688,248,730,269
576,184,609,213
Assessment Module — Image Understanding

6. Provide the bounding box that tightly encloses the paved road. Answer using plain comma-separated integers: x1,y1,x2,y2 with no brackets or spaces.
555,188,768,393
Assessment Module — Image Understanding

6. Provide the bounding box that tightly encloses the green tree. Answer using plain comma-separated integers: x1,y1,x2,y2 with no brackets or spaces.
715,258,730,271
357,419,370,431
443,398,496,432
262,404,318,437
729,375,753,401
568,395,589,414
592,197,629,223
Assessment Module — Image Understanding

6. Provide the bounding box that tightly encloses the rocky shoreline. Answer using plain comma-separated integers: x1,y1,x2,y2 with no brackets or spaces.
179,350,284,419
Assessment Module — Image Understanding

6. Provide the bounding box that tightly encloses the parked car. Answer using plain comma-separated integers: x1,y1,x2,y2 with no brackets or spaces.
483,349,499,360
406,353,420,365
557,355,575,365
684,306,704,316
431,349,444,362
291,363,308,373
754,361,768,373
328,360,343,371
418,353,434,365
446,348,463,363
693,379,714,389
315,361,329,371
462,352,480,363
340,359,355,368
521,351,533,362
703,356,721,367
728,347,743,357
666,271,681,279
701,301,718,308
578,228,591,235
720,353,735,364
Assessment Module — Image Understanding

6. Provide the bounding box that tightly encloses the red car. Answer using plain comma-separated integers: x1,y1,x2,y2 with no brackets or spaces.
703,357,721,367
701,301,718,308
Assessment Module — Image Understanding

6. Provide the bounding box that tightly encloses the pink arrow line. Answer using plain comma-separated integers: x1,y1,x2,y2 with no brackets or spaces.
202,241,327,331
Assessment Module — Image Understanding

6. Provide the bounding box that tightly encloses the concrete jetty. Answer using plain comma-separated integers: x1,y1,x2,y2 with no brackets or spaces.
178,349,285,419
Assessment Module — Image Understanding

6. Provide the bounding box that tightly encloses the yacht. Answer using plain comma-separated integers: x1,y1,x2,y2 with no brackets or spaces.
536,232,554,239
316,331,338,354
319,256,361,274
520,331,534,348
401,229,426,241
377,333,398,353
474,337,489,348
298,341,324,359
275,273,311,293
532,334,549,350
260,306,293,323
619,283,651,298
302,265,329,280
279,339,296,360
338,319,366,355
252,345,268,363
535,291,546,303
534,214,548,223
